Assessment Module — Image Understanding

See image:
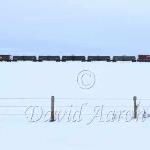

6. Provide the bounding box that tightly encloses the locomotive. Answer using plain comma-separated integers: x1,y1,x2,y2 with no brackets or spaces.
0,55,150,62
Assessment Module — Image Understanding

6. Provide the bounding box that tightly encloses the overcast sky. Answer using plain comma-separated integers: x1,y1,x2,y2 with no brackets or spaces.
0,0,150,55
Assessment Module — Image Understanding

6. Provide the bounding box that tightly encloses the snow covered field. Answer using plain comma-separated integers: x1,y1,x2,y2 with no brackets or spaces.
0,62,150,150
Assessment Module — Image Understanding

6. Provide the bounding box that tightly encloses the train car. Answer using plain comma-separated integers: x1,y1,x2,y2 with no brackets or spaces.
112,56,136,62
38,56,60,62
13,56,24,61
87,56,110,62
23,56,37,61
137,55,150,62
0,55,11,61
61,56,86,62
13,56,37,61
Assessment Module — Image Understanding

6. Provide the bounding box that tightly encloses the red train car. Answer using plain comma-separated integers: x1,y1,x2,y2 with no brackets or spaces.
138,55,150,62
0,55,11,61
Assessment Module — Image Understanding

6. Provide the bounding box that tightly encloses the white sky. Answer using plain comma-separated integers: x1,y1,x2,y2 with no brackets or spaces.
0,0,150,54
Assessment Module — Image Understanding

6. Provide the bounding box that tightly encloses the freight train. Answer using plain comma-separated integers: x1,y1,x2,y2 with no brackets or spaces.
0,55,150,62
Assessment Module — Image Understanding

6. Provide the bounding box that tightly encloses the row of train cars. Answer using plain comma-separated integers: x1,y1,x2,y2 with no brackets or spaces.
0,55,150,62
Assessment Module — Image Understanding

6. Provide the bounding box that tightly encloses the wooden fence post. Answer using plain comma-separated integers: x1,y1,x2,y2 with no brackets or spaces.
51,96,55,122
133,96,137,119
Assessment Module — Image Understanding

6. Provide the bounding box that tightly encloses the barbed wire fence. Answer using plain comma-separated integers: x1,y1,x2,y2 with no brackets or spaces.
0,96,150,123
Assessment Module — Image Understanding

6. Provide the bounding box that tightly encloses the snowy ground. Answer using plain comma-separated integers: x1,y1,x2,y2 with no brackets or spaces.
0,62,150,150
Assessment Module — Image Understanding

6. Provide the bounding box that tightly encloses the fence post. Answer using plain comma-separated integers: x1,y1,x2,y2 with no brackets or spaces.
51,96,55,122
133,96,137,119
